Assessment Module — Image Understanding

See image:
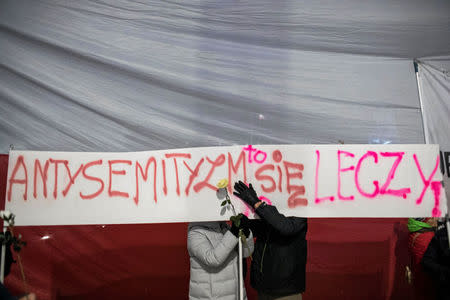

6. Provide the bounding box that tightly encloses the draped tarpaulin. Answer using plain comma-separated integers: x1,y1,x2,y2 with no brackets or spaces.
3,0,450,153
417,56,450,207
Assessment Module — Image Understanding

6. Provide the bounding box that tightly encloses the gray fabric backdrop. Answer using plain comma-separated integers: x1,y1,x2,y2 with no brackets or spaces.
1,0,449,153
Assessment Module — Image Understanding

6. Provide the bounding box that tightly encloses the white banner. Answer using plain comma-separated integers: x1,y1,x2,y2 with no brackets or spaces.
5,144,447,225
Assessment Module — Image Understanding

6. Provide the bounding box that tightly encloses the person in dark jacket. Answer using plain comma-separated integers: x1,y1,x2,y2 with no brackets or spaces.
406,218,437,299
422,220,450,300
234,181,307,300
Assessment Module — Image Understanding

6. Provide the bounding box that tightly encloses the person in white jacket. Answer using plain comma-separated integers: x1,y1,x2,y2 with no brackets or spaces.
188,220,254,300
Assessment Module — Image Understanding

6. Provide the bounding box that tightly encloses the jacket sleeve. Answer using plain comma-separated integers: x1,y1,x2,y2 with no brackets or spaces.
422,235,450,282
255,204,307,236
242,230,254,258
187,226,239,268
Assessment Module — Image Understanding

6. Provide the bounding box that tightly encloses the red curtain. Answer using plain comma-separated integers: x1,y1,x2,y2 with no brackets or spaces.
0,154,417,299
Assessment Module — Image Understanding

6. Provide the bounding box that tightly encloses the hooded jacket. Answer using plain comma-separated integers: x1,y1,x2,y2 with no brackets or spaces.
187,221,254,300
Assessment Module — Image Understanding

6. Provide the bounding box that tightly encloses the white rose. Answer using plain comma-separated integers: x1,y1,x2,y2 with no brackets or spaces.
216,188,228,200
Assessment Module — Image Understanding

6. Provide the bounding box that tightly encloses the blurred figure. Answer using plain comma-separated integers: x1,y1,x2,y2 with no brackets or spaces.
407,218,437,300
422,220,450,300
0,234,37,300
187,220,254,299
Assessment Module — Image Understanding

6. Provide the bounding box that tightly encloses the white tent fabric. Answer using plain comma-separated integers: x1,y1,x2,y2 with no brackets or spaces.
417,56,450,203
418,56,450,146
1,0,449,153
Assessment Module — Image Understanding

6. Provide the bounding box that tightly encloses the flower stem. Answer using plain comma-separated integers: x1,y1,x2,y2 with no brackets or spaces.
226,194,237,216
222,189,252,259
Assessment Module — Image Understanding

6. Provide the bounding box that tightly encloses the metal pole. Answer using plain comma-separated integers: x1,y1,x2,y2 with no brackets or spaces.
1,145,14,283
0,226,6,283
414,61,429,144
239,237,243,300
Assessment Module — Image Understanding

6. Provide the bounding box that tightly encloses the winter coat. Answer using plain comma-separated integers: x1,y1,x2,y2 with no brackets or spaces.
248,203,307,297
188,221,254,300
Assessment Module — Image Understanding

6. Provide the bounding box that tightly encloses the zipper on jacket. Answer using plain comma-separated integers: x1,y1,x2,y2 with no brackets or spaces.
259,230,270,273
